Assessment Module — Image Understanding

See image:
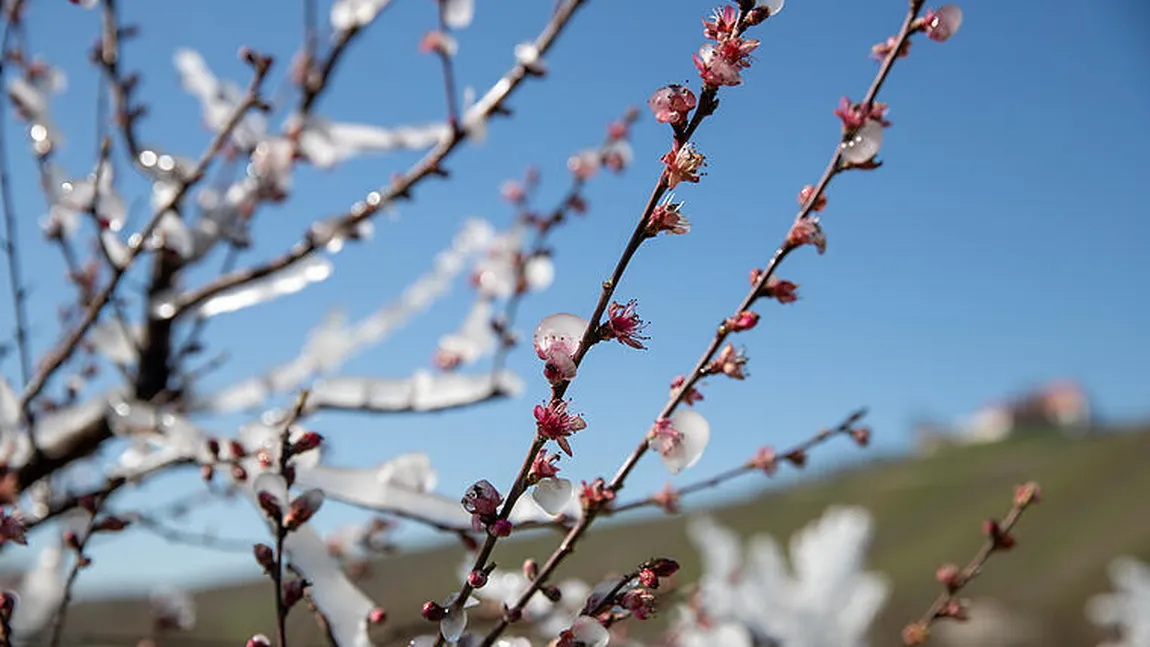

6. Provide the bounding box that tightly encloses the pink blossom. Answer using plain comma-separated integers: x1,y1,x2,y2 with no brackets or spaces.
709,344,748,379
798,184,827,212
500,180,526,204
762,277,800,304
648,418,684,458
693,37,759,87
646,199,691,237
725,310,759,332
670,375,704,405
702,5,739,41
579,477,615,508
534,313,587,385
652,410,711,474
620,588,657,620
528,448,562,482
567,149,600,180
785,217,827,255
534,400,587,457
661,142,706,189
750,446,778,475
834,97,891,132
871,35,911,61
600,299,649,349
648,84,697,125
462,479,503,517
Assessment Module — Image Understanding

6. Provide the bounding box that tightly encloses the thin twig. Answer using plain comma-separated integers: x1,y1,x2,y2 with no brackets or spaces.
607,408,868,516
47,503,102,647
475,4,933,643
174,0,591,317
902,482,1040,645
271,390,311,647
18,53,272,409
0,13,32,389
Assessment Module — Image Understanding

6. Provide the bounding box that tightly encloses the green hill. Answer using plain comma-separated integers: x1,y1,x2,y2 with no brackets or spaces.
59,426,1150,646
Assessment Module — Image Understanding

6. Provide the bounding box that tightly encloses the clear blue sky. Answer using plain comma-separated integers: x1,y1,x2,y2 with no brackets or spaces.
2,0,1148,596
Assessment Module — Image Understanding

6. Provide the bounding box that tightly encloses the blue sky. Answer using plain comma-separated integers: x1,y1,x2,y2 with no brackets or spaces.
2,0,1148,597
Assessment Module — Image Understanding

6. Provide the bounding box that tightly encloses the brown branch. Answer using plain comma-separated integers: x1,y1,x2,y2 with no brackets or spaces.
901,482,1041,645
271,390,311,647
173,0,591,318
47,500,103,647
0,12,32,390
131,514,258,553
607,408,868,516
18,51,273,410
475,3,938,643
442,14,766,645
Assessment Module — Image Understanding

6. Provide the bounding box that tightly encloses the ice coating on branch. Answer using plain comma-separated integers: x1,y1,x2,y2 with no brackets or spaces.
6,62,66,156
443,0,475,29
173,49,266,149
190,254,334,320
674,507,888,647
150,587,196,631
330,0,394,32
565,617,610,647
9,541,67,638
305,371,523,415
0,377,19,433
295,460,471,529
841,120,883,165
650,409,711,474
105,400,212,478
470,227,555,299
192,220,498,412
40,161,128,237
1,392,117,469
1086,556,1150,647
31,394,116,465
529,477,574,516
470,564,589,639
88,321,141,366
435,298,497,368
99,230,131,269
291,115,450,168
283,525,377,647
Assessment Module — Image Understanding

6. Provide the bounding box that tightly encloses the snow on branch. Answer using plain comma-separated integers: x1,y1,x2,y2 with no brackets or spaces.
190,218,497,413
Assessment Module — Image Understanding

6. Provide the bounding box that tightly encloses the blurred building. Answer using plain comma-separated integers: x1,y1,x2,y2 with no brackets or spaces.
915,380,1093,455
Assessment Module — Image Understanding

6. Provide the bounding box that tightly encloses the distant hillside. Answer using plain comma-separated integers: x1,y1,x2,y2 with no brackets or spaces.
59,426,1150,647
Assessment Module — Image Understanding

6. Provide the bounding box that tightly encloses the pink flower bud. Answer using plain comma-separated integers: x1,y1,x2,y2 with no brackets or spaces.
647,84,697,125
368,607,386,624
422,601,446,622
284,489,324,530
935,563,962,591
247,635,271,647
462,480,503,518
290,431,323,455
1014,481,1041,507
725,310,760,332
257,491,282,520
468,570,488,588
283,579,305,608
253,543,275,571
490,519,513,537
